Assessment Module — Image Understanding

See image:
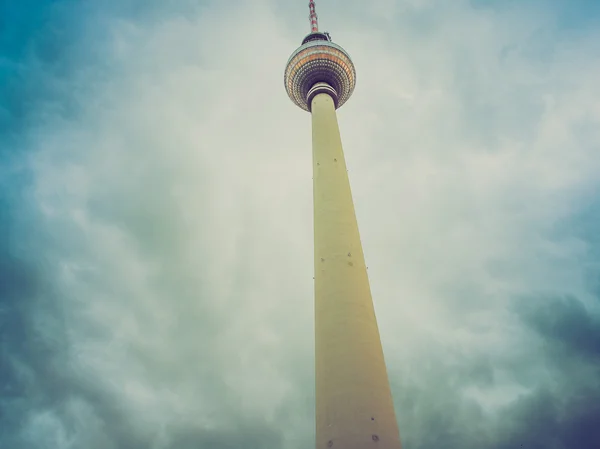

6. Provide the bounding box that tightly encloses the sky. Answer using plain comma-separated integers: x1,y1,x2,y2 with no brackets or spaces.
1,0,600,448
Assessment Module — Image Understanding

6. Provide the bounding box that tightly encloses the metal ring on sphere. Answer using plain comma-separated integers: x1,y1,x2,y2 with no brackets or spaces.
307,82,338,110
284,38,356,112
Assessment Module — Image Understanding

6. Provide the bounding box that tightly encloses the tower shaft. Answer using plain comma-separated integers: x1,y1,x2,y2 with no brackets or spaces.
312,92,402,449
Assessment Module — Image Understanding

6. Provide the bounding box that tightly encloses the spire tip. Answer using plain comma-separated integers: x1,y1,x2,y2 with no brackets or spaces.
309,0,319,33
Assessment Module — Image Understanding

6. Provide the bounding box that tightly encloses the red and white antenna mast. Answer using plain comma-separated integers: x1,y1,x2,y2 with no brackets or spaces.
309,0,319,33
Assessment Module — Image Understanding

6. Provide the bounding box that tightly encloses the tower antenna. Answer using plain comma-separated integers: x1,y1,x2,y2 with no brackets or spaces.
309,0,319,33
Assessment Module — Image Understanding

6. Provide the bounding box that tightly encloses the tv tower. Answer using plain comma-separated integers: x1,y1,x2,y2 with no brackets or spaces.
284,2,402,448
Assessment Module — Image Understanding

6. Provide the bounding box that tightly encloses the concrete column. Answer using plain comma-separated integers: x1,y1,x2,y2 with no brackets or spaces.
312,92,402,449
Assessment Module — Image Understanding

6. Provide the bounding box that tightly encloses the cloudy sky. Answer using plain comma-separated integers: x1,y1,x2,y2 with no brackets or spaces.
1,0,600,448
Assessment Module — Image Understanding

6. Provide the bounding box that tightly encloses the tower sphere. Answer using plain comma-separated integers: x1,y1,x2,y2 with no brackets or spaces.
284,32,356,112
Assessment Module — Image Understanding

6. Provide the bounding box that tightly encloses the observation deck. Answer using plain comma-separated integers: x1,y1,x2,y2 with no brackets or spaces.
284,32,356,112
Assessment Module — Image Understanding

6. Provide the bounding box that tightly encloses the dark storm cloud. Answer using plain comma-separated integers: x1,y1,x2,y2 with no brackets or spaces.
0,2,103,444
0,0,201,136
522,295,600,359
391,373,489,449
489,194,600,449
0,197,67,448
387,291,600,449
0,0,85,137
384,201,600,449
491,294,600,449
492,386,600,449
